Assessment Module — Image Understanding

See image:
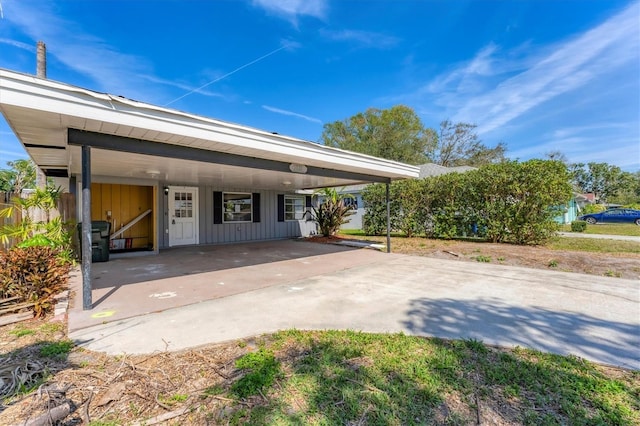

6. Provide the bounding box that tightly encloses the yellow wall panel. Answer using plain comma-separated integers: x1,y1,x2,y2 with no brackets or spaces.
90,183,154,250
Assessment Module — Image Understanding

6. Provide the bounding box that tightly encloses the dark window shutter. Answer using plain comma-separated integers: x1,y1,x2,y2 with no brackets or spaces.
213,191,222,224
277,194,285,222
252,193,260,223
305,195,314,221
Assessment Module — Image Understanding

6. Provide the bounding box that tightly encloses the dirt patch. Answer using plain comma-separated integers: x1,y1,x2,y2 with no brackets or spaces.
308,235,640,280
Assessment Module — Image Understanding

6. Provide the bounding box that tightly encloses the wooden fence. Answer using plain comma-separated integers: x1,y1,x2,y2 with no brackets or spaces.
0,191,76,251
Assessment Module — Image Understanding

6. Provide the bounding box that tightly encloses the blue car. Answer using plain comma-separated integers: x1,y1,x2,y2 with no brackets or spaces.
578,208,640,225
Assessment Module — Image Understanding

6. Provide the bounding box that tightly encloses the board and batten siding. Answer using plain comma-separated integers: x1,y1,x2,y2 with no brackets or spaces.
159,185,317,248
91,183,154,249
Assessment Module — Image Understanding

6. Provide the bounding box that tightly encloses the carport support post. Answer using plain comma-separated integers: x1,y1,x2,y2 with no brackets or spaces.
81,145,92,310
386,182,391,253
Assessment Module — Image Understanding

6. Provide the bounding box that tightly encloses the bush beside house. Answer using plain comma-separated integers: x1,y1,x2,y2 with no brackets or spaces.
363,160,572,245
0,186,74,317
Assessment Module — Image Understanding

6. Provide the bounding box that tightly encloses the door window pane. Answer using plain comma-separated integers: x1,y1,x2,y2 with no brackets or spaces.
174,191,194,218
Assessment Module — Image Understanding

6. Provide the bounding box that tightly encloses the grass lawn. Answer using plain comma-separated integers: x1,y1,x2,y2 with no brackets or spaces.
3,324,638,425
340,229,640,254
206,330,639,425
562,223,640,237
548,236,640,253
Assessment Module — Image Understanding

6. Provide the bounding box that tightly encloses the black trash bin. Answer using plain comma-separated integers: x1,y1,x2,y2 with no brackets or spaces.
77,221,111,262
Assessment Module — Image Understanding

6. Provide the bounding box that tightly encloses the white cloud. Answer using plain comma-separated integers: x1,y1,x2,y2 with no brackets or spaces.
389,2,640,169
441,2,640,134
251,0,326,23
320,29,400,49
2,0,155,101
262,105,322,123
509,121,639,169
0,38,35,52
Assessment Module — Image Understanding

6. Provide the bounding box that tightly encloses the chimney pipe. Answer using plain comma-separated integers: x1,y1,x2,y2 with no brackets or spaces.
35,41,48,190
36,41,46,78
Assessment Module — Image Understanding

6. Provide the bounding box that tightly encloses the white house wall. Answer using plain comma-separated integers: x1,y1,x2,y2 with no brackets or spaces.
159,185,317,248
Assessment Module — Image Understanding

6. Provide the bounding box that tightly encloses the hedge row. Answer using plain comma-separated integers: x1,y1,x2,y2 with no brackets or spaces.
362,160,573,245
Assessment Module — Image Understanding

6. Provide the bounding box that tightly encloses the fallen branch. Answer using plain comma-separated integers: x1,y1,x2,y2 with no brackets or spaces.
444,250,460,257
129,406,190,426
82,392,93,425
22,401,73,426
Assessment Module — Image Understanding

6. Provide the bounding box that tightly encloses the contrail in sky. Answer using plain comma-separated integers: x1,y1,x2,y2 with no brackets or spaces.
165,44,292,106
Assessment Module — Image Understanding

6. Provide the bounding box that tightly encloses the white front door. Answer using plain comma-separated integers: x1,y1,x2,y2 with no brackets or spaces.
168,186,199,247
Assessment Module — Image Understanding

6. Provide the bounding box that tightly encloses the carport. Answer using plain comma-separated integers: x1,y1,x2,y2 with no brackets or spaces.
0,68,418,310
67,239,395,332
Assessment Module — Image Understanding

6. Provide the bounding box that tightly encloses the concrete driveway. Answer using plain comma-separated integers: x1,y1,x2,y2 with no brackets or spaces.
69,241,640,370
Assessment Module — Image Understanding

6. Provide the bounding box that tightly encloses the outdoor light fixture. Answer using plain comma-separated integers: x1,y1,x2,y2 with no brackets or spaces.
289,163,307,174
164,186,169,195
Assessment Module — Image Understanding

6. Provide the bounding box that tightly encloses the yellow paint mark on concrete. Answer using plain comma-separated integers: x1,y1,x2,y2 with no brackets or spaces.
92,310,115,319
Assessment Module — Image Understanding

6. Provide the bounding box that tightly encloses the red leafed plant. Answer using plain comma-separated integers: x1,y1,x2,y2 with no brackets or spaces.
0,246,71,317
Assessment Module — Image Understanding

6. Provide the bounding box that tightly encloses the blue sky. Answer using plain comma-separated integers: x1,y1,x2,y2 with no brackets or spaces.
0,0,638,171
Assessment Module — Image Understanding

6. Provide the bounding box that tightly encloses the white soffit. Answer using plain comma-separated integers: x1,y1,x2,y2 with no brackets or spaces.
0,69,419,185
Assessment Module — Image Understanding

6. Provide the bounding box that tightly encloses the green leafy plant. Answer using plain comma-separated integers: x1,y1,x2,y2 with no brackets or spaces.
548,259,559,268
570,220,587,232
39,339,74,358
0,246,71,317
475,255,491,263
9,327,35,337
0,186,75,262
312,188,355,237
362,160,572,244
581,203,607,214
231,349,282,398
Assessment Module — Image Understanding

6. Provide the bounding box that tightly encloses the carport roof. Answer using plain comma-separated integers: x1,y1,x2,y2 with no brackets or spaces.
0,68,419,190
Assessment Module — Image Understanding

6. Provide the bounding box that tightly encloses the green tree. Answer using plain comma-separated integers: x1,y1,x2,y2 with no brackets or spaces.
607,171,640,205
0,159,37,193
570,162,630,204
431,120,506,167
321,105,436,165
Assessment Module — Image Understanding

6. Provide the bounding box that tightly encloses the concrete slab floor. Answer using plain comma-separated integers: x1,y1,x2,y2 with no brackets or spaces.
68,239,394,332
69,253,640,369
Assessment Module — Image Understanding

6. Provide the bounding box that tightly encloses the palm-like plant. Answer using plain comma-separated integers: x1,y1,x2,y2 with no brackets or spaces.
0,186,71,251
312,188,355,237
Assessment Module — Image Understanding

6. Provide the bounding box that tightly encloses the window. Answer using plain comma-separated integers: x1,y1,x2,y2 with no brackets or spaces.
343,196,358,210
223,192,252,222
285,196,305,220
173,191,193,218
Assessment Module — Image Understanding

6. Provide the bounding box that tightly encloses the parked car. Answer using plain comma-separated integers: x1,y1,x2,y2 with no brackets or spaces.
578,208,640,225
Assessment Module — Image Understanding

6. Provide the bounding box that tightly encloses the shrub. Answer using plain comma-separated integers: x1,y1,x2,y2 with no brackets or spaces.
0,246,71,317
581,204,606,214
571,220,587,233
313,188,355,237
362,183,396,236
